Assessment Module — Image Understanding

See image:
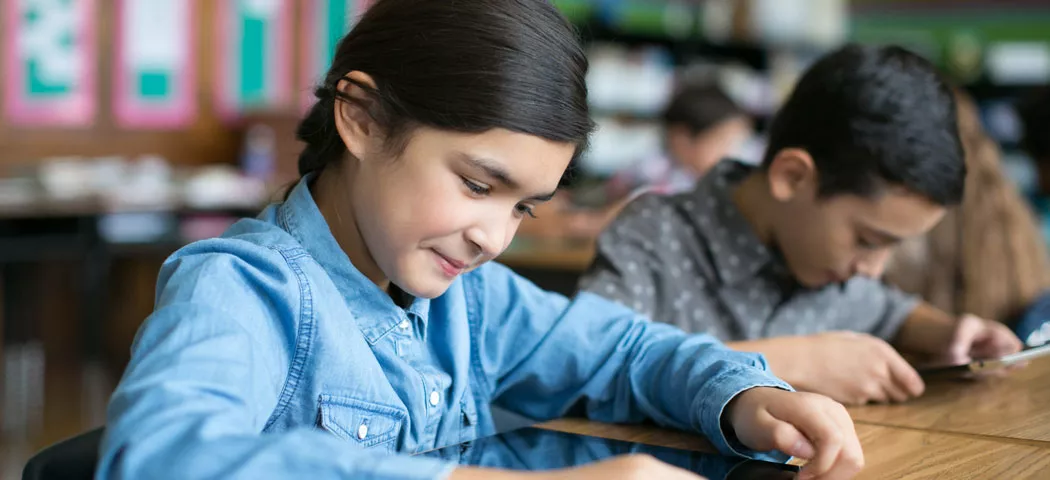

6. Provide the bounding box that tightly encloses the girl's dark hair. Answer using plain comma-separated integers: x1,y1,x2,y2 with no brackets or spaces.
296,0,595,177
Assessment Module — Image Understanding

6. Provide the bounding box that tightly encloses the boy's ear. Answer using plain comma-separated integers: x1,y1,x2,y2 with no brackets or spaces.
767,148,818,202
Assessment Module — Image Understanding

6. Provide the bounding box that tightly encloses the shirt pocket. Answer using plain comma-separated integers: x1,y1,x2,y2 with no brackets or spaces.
317,394,406,452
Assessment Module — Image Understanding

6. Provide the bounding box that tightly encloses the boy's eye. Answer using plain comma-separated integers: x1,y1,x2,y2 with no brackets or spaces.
516,203,537,219
857,237,880,250
461,177,490,196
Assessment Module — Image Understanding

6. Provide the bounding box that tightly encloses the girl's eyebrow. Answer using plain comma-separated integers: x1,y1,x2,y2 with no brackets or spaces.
458,152,557,202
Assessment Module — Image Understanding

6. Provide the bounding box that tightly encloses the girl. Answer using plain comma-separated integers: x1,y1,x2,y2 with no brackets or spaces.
97,1,861,479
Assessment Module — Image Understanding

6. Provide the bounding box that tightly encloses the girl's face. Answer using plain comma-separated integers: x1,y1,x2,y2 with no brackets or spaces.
317,85,575,298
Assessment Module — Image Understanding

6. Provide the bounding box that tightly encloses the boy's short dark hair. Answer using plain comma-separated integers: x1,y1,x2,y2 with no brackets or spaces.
762,44,966,206
1018,87,1050,163
661,83,745,136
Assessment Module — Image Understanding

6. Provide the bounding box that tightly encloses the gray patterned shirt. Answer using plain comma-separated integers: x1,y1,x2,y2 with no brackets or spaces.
578,160,919,342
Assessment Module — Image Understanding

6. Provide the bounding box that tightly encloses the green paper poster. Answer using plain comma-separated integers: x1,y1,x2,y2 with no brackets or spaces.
216,0,292,119
301,0,374,109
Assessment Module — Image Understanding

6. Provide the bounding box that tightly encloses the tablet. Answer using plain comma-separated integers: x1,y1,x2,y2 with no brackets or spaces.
417,427,799,480
918,342,1050,380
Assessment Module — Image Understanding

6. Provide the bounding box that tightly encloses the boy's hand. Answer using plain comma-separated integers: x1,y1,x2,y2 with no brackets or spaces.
894,304,1022,369
940,314,1022,366
732,332,926,406
803,332,925,405
727,388,863,480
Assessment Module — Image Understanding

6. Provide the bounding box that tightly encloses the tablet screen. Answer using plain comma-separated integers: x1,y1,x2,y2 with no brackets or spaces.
919,342,1050,379
1000,342,1050,364
416,427,799,480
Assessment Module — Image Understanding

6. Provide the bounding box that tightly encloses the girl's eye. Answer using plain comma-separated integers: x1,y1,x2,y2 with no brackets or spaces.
461,176,536,219
515,203,537,219
462,177,490,196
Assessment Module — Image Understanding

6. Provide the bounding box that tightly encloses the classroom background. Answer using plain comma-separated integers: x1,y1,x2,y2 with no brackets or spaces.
2,0,1049,477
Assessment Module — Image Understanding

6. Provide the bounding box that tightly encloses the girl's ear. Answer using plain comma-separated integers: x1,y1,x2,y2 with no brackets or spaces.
334,71,382,163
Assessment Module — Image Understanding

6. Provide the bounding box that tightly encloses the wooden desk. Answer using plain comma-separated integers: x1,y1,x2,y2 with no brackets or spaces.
537,419,1050,479
856,424,1050,480
849,356,1050,445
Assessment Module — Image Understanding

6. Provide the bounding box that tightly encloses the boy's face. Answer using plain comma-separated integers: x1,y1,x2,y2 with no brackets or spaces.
765,149,948,289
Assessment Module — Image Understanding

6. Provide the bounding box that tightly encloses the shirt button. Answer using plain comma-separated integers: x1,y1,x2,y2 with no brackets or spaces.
399,319,411,330
357,423,368,440
429,391,440,406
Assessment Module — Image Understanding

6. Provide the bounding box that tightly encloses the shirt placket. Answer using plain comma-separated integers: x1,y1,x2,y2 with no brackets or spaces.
397,310,451,450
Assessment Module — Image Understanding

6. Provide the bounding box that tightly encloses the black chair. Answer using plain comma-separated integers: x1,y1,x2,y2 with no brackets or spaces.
23,428,104,480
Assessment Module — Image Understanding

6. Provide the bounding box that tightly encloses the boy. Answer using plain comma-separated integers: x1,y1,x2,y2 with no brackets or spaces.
579,44,1022,406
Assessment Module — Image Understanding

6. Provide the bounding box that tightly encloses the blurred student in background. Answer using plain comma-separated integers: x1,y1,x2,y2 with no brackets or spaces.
606,83,753,200
884,90,1050,348
519,83,752,241
968,86,1050,347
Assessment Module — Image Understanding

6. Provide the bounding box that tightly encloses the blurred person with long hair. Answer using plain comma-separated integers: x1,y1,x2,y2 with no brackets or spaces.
887,89,1050,347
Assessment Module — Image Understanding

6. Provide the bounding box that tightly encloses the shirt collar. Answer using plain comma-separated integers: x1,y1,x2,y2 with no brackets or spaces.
276,174,430,341
687,160,778,286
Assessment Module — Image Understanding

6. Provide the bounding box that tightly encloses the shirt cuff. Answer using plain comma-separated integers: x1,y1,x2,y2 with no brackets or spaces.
695,363,793,463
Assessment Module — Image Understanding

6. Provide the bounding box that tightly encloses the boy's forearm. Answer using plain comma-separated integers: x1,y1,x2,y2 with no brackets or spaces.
891,302,957,356
728,337,810,388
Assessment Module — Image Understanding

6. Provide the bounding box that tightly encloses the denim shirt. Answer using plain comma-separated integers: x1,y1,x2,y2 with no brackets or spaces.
97,176,791,480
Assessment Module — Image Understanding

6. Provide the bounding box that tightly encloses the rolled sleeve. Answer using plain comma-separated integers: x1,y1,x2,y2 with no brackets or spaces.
694,363,793,462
